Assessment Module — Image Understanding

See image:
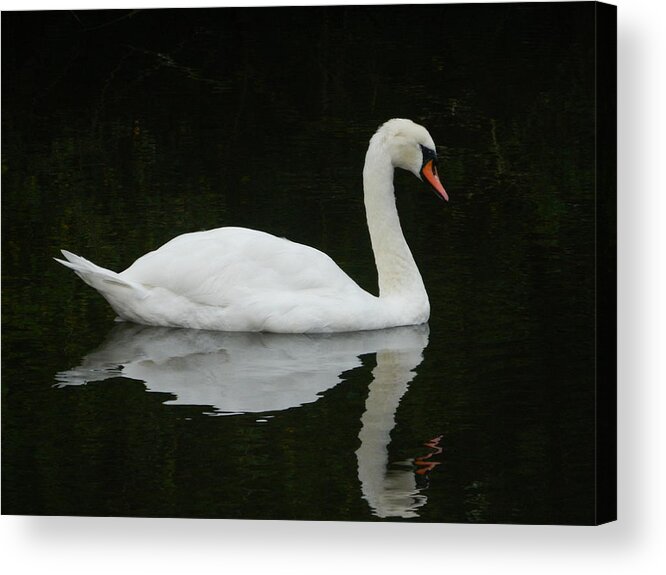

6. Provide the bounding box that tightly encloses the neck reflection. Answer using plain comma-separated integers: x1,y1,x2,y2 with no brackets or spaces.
356,340,434,519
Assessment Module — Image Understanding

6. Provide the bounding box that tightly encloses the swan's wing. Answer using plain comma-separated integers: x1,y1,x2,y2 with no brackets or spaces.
120,227,368,307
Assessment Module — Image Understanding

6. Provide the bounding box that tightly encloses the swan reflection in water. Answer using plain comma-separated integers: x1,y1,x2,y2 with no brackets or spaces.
56,323,440,518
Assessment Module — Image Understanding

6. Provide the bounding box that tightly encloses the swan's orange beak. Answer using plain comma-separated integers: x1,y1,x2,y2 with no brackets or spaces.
421,160,449,202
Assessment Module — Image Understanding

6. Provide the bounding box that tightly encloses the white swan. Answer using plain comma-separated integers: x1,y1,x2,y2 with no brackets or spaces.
56,118,448,333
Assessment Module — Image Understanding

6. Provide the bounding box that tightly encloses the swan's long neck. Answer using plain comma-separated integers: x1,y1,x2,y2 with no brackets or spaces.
363,137,428,304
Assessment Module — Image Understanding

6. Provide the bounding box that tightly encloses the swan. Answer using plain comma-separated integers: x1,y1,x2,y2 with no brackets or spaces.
56,118,448,333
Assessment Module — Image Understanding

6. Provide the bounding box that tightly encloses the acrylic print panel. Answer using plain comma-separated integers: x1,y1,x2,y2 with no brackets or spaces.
1,2,616,524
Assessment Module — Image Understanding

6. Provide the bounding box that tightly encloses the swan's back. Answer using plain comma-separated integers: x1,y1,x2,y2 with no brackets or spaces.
121,227,371,309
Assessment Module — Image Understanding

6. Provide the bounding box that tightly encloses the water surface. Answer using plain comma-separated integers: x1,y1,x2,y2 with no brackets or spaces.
2,4,598,523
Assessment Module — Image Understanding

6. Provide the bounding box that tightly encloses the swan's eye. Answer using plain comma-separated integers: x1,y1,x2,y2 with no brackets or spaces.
419,144,437,168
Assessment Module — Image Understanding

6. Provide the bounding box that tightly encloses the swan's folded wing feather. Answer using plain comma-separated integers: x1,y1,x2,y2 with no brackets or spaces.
120,227,368,308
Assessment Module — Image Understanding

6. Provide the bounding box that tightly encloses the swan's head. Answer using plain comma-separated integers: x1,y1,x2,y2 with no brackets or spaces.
376,118,449,201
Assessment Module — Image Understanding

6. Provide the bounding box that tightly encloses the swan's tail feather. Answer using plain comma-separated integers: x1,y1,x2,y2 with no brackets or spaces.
55,250,148,299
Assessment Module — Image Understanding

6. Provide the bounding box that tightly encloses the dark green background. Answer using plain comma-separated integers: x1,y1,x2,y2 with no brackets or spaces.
3,3,602,523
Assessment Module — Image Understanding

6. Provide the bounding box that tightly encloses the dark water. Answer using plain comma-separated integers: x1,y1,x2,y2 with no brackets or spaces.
2,4,599,523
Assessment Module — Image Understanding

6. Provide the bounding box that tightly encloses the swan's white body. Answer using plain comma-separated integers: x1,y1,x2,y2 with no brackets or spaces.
57,119,447,333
